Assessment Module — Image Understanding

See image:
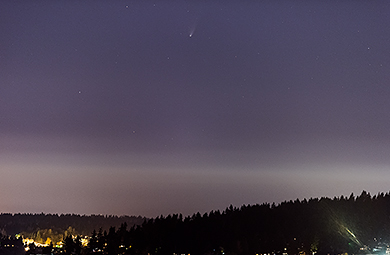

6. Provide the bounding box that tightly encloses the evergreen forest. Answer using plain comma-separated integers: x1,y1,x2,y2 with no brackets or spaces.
65,191,390,255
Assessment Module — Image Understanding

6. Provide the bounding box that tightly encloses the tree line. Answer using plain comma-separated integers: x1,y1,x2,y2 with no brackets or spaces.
0,213,144,236
59,191,390,255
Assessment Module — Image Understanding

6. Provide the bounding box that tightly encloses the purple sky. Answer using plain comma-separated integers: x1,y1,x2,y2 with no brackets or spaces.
1,1,390,217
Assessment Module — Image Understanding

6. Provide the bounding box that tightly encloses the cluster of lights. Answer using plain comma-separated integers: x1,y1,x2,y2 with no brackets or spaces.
22,237,51,247
21,235,90,248
80,236,89,247
18,234,132,252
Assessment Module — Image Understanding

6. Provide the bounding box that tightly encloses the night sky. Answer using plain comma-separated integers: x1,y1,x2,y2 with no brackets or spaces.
2,1,390,217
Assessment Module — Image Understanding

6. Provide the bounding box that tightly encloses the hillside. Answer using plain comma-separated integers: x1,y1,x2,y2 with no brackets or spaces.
122,191,390,255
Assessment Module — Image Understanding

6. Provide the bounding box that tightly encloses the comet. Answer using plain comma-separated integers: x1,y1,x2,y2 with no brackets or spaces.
189,28,195,38
189,21,197,38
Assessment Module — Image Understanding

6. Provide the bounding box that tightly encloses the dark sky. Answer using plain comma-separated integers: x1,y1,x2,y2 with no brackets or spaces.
1,1,390,217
